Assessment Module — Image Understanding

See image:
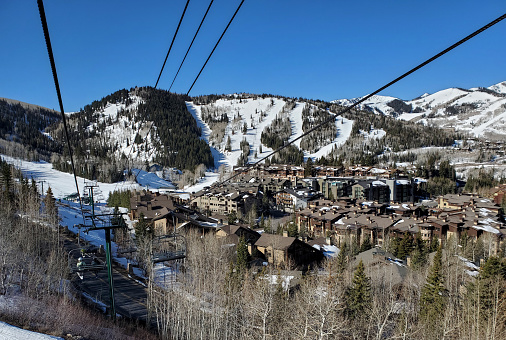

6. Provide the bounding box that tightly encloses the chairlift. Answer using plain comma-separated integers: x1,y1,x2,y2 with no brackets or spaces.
151,234,187,263
68,246,106,274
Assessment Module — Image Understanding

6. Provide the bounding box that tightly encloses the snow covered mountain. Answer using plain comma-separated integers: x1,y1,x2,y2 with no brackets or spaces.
333,81,506,140
1,84,471,187
186,96,353,169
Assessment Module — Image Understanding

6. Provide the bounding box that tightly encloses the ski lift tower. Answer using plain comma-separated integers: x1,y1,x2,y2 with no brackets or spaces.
80,184,128,320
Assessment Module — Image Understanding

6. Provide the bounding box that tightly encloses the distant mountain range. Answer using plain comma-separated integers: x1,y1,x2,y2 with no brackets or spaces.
333,81,506,140
4,82,503,182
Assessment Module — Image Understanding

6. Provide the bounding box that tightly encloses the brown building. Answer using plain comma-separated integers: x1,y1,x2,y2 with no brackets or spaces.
254,234,323,269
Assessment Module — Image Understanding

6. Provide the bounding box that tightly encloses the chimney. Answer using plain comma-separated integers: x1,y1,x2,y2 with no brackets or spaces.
147,201,152,211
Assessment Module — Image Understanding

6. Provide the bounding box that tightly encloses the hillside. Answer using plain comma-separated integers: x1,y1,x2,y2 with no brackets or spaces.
187,95,354,168
0,86,468,185
334,81,506,141
187,93,460,170
0,98,61,159
46,87,214,182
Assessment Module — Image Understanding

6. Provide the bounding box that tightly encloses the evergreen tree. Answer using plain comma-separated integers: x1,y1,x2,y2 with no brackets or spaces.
336,242,348,276
235,236,249,275
397,232,414,260
225,135,232,152
419,247,445,329
135,213,152,239
346,259,371,319
264,217,272,234
477,256,505,322
287,221,298,238
227,211,237,225
304,158,314,177
259,214,265,230
411,232,428,268
134,132,142,144
44,186,58,221
1,162,14,203
360,235,372,253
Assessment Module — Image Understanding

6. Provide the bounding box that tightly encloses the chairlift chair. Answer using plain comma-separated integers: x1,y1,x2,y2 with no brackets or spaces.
68,246,106,274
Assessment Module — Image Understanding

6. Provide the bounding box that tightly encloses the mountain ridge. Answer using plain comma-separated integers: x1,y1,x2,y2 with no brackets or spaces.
333,81,506,140
0,84,474,183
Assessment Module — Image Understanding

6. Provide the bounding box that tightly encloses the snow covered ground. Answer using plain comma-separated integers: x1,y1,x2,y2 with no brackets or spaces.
187,97,356,169
0,155,175,202
0,321,63,340
334,81,506,140
1,154,177,282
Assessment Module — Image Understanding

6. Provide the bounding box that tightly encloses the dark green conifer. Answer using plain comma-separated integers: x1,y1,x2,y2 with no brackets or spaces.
419,246,445,329
360,235,372,253
336,242,348,276
346,259,371,319
411,232,428,268
44,186,58,220
135,212,152,239
236,236,249,275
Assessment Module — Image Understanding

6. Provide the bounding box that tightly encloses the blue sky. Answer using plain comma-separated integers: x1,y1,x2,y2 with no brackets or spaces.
1,0,505,112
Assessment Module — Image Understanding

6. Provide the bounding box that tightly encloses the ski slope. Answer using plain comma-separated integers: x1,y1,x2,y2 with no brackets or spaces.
187,96,355,169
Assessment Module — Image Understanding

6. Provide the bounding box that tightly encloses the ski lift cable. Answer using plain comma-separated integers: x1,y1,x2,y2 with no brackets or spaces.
207,12,506,189
37,0,85,225
186,0,245,95
121,0,193,190
155,0,192,89
129,0,244,186
168,0,215,92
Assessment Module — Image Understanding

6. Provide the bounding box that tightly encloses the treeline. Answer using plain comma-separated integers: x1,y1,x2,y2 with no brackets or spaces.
261,115,291,149
323,101,462,166
200,104,229,147
0,100,61,157
236,138,250,166
107,189,131,208
137,87,214,170
465,169,503,192
267,144,304,166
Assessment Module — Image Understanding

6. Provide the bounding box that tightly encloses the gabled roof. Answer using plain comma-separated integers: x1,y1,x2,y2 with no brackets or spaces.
255,234,296,250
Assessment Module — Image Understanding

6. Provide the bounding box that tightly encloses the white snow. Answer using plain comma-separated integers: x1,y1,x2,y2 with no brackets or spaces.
458,256,479,270
360,128,386,141
0,155,176,202
0,321,63,340
83,95,161,163
187,97,355,168
372,180,387,186
309,114,353,160
488,81,506,94
332,94,398,116
410,88,469,109
472,218,501,234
